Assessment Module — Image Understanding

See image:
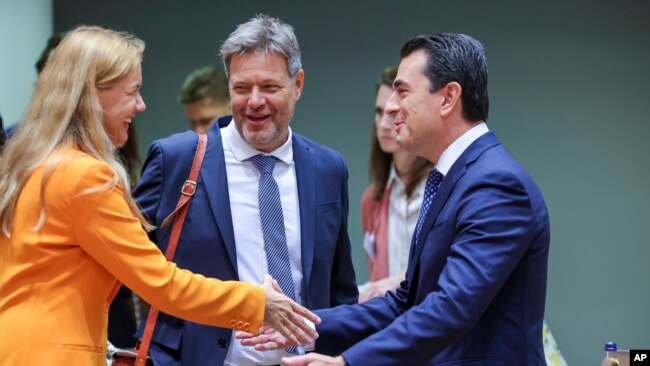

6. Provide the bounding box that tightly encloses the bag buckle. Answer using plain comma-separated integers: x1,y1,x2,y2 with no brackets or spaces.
181,180,197,196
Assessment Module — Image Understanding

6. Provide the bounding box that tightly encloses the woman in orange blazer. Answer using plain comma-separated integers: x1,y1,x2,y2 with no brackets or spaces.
0,26,317,366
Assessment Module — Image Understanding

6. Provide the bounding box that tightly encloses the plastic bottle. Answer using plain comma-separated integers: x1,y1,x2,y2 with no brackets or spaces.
601,342,620,366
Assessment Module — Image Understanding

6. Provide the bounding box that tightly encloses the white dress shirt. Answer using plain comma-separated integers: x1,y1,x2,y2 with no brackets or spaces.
386,165,425,275
435,122,489,175
221,120,303,366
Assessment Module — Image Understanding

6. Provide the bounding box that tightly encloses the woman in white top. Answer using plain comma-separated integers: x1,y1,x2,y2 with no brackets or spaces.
359,67,432,302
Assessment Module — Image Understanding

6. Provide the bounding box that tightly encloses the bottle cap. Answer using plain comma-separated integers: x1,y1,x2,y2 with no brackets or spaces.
604,342,617,351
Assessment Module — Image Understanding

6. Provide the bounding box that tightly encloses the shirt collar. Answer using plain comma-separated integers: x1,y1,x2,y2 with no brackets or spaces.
387,164,399,189
435,122,489,175
222,117,294,164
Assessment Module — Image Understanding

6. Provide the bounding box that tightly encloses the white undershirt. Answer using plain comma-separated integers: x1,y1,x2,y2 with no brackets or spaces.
386,166,425,275
360,122,489,293
221,120,304,366
435,122,489,175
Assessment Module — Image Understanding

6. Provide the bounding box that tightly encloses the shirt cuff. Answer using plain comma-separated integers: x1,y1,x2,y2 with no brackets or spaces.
303,318,316,352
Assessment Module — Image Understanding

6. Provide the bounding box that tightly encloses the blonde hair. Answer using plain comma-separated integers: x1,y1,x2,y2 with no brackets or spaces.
0,25,153,236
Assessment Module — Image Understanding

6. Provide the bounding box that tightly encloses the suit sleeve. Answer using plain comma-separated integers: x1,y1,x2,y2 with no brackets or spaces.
328,153,359,306
132,141,165,234
315,286,408,355
339,173,538,365
71,161,265,333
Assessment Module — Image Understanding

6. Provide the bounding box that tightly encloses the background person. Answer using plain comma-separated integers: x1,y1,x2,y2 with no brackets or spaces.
179,65,230,133
4,33,64,137
359,66,431,302
0,114,6,149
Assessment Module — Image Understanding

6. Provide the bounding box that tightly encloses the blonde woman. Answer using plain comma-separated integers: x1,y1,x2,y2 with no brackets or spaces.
0,26,317,365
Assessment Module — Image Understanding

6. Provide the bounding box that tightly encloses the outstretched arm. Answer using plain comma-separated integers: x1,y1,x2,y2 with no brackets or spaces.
262,275,321,346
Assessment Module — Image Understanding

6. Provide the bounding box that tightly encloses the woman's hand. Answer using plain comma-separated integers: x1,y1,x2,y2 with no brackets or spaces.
236,324,292,351
281,353,346,366
261,275,320,346
358,271,404,302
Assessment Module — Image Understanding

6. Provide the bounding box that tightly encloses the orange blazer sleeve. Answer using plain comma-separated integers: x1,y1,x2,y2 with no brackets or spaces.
71,158,265,333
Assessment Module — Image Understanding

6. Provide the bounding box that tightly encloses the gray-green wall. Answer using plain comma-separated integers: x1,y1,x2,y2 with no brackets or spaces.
53,0,650,363
0,0,52,127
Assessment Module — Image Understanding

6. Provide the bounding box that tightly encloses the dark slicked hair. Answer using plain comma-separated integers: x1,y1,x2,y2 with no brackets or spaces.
400,33,489,122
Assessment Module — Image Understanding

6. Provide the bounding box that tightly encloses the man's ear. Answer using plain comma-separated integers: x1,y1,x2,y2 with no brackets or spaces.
293,69,305,100
440,81,462,117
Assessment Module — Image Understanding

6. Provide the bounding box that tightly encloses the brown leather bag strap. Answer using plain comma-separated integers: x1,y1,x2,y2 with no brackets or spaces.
135,133,208,365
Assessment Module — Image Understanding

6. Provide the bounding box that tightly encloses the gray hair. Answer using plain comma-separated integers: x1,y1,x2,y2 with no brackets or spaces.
220,14,302,78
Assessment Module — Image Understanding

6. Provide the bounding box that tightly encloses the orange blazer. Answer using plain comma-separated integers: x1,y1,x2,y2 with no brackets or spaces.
0,148,264,365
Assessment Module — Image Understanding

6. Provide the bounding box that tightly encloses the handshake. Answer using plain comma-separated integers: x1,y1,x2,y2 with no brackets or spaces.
256,274,320,349
241,275,347,366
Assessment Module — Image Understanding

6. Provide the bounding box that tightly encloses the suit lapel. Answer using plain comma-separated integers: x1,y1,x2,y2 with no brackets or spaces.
406,132,501,280
292,135,316,289
202,124,238,273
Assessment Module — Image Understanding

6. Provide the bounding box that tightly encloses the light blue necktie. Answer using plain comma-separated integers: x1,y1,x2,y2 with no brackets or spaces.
250,154,298,353
414,168,444,243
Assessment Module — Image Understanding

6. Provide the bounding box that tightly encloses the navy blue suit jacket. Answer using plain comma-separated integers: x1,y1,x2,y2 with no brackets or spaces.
315,132,550,365
133,117,358,366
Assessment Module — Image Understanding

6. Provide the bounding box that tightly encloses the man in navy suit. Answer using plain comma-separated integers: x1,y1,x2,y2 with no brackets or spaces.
242,33,550,366
133,15,358,366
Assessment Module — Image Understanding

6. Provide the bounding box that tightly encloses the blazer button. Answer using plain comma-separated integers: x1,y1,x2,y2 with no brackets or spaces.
229,319,236,328
236,321,244,329
217,337,227,348
243,323,250,331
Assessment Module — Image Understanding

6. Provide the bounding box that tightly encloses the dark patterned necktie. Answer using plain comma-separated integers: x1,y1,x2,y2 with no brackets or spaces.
414,168,444,243
249,154,298,353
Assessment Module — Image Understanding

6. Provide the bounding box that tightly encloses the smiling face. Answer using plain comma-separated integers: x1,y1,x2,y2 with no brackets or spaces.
228,51,303,152
97,64,146,148
386,50,447,162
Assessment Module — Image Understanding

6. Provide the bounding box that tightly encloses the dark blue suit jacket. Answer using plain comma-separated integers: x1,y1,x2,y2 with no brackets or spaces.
315,132,550,365
133,117,358,366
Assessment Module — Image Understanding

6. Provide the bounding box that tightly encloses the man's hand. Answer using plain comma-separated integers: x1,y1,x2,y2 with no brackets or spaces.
261,275,320,346
281,354,346,366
